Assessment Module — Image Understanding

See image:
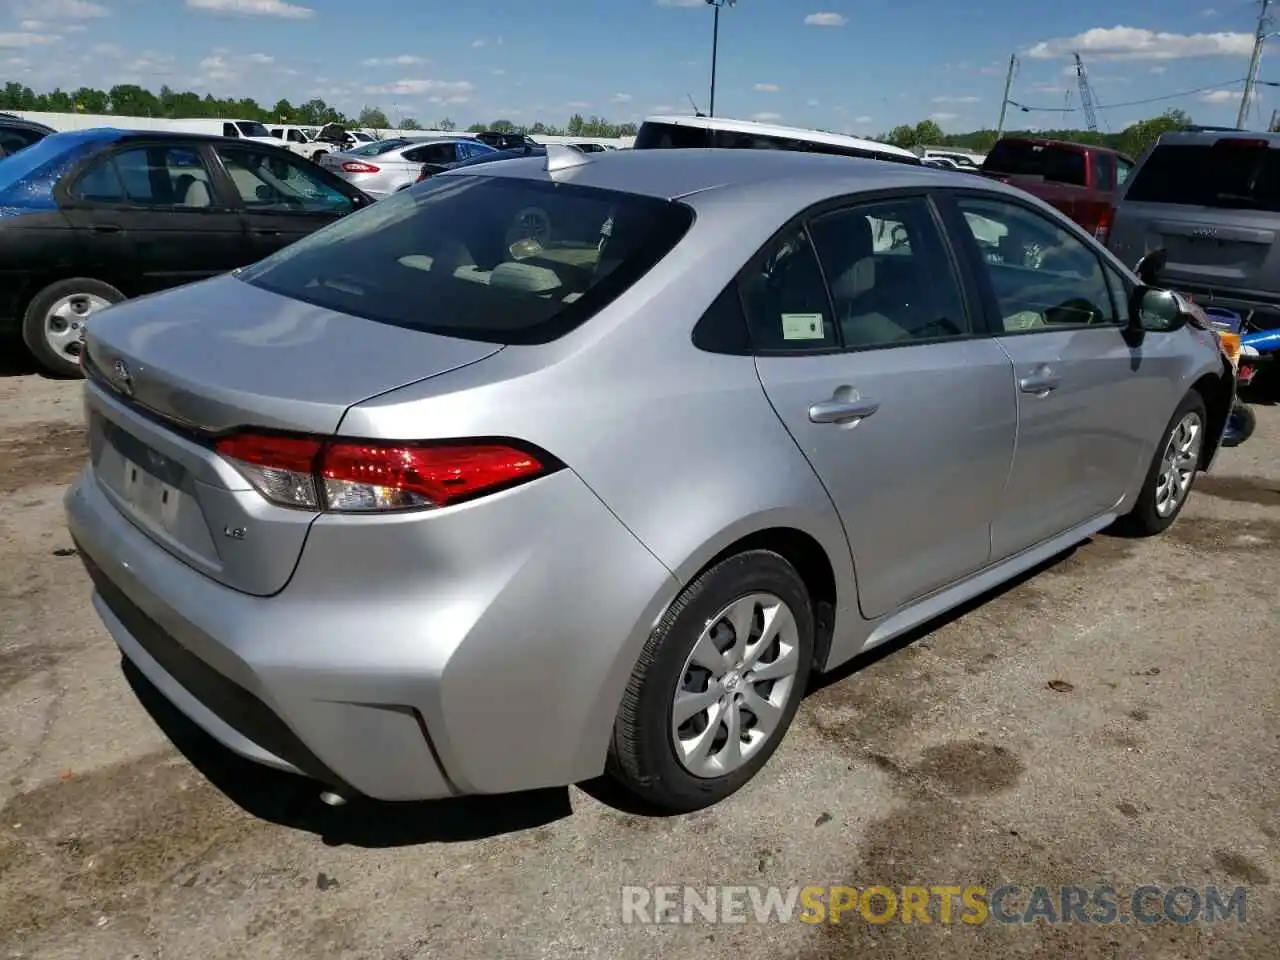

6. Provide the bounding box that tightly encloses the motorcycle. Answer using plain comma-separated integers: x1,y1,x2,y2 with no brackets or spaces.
1133,250,1256,447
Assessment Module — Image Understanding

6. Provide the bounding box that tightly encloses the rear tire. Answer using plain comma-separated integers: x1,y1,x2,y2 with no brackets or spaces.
21,278,125,378
607,550,814,812
1115,390,1208,536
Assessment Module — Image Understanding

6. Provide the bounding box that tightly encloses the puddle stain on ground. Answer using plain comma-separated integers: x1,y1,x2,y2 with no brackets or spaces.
1167,516,1280,552
0,751,264,945
1195,475,1280,508
0,423,87,496
0,646,56,697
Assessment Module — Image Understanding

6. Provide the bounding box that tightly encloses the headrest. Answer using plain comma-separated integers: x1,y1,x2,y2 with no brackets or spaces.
489,261,562,295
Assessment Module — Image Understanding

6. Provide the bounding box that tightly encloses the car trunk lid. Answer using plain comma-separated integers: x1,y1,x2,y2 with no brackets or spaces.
81,274,502,596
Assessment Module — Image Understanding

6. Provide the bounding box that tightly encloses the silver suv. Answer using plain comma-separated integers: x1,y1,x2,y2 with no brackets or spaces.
1109,129,1280,326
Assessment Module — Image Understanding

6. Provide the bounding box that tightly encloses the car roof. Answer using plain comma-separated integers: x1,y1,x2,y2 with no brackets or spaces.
440,144,983,203
0,115,56,135
1155,128,1280,147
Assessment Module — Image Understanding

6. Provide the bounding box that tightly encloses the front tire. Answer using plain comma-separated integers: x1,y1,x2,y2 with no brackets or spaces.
21,278,125,378
608,550,814,812
1115,390,1208,536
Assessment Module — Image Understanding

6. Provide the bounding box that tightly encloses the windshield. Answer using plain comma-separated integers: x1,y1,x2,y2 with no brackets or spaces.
1123,142,1280,211
349,138,411,157
0,134,106,204
235,121,273,138
238,174,694,344
983,141,1087,186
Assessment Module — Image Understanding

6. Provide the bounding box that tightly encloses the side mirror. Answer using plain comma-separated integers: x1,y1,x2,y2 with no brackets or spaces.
1133,248,1167,286
1128,286,1187,333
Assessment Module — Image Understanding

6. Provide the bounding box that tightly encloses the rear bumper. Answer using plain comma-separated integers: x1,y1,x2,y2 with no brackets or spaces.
65,464,679,801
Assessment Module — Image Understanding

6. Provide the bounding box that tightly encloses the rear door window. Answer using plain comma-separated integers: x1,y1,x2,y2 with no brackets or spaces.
1123,142,1280,210
1092,152,1115,191
213,145,354,213
76,145,218,207
237,175,694,344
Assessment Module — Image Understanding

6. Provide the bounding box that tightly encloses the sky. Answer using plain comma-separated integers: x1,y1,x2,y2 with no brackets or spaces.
0,0,1276,133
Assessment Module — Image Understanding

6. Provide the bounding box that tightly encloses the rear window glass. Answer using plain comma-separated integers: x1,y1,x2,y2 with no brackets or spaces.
349,139,411,157
238,174,694,344
634,122,712,149
235,122,272,138
983,141,1087,186
1123,142,1280,210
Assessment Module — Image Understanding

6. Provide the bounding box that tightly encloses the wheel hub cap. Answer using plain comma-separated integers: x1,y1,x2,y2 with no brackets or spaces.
670,592,802,779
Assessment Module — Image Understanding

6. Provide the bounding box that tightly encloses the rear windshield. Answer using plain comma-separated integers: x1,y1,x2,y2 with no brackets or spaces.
0,135,104,203
237,173,695,344
349,138,411,157
1123,142,1280,211
982,141,1087,186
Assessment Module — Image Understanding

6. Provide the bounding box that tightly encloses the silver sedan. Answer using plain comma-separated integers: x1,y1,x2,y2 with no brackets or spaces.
318,136,496,197
67,147,1235,813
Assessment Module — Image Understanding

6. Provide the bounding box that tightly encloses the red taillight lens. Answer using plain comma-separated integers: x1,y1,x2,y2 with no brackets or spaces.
416,169,430,183
1093,204,1115,247
341,161,380,173
214,433,552,513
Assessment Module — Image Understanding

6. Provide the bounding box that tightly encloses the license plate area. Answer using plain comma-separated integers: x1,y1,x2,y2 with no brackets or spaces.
92,414,193,538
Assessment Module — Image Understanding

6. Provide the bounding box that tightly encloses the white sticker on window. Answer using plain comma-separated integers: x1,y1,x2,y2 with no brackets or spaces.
781,313,825,340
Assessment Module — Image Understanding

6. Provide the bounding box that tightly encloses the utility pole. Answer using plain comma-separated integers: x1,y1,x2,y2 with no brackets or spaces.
996,53,1017,136
1239,0,1273,128
706,0,736,118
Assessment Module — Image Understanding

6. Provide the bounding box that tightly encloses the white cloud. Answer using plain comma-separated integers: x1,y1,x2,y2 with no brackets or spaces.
807,98,820,106
426,94,469,104
854,114,872,123
752,111,782,121
471,38,485,47
1150,65,1167,74
363,54,428,66
930,112,958,120
247,52,273,64
1031,82,1066,93
612,92,633,102
0,31,57,47
364,78,474,95
18,19,44,30
979,62,1003,75
754,82,780,92
932,95,980,103
1198,88,1239,103
655,0,705,6
567,100,590,108
1202,6,1218,15
804,12,847,26
1026,25,1252,61
123,51,175,75
185,0,314,19
650,103,676,113
16,0,108,19
491,68,505,75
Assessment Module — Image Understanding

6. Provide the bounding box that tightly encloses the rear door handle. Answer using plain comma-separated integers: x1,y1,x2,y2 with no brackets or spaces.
1018,367,1061,394
808,398,880,424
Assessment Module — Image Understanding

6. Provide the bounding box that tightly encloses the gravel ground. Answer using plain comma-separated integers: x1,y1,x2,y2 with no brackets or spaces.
1,349,1278,960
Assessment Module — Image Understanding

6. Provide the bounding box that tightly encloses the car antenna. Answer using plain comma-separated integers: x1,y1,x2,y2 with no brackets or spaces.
544,142,592,176
687,93,706,118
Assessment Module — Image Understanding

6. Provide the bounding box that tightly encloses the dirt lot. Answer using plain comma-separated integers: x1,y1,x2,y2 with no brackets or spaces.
1,351,1278,960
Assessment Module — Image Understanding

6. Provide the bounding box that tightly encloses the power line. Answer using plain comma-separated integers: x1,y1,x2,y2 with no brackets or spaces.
1007,78,1247,114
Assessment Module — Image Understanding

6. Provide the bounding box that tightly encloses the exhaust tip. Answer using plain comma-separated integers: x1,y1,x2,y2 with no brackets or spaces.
319,790,347,807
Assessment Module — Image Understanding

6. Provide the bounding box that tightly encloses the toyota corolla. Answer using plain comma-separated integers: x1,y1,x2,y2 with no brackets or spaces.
66,146,1234,812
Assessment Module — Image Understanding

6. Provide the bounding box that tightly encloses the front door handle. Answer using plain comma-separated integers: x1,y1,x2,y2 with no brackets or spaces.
1018,366,1061,394
808,397,880,424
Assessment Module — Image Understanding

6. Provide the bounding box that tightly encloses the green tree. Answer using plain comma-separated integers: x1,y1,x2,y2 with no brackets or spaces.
466,122,487,133
1117,109,1191,159
400,117,422,130
272,98,294,121
488,119,518,133
435,117,457,131
358,106,390,130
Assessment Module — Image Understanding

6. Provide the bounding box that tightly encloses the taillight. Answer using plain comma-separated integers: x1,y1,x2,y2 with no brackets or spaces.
416,169,430,183
341,161,380,173
1214,138,1268,149
1093,204,1115,247
213,432,554,512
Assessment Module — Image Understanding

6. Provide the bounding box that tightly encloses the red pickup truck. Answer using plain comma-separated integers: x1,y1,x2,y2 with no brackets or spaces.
978,137,1135,246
